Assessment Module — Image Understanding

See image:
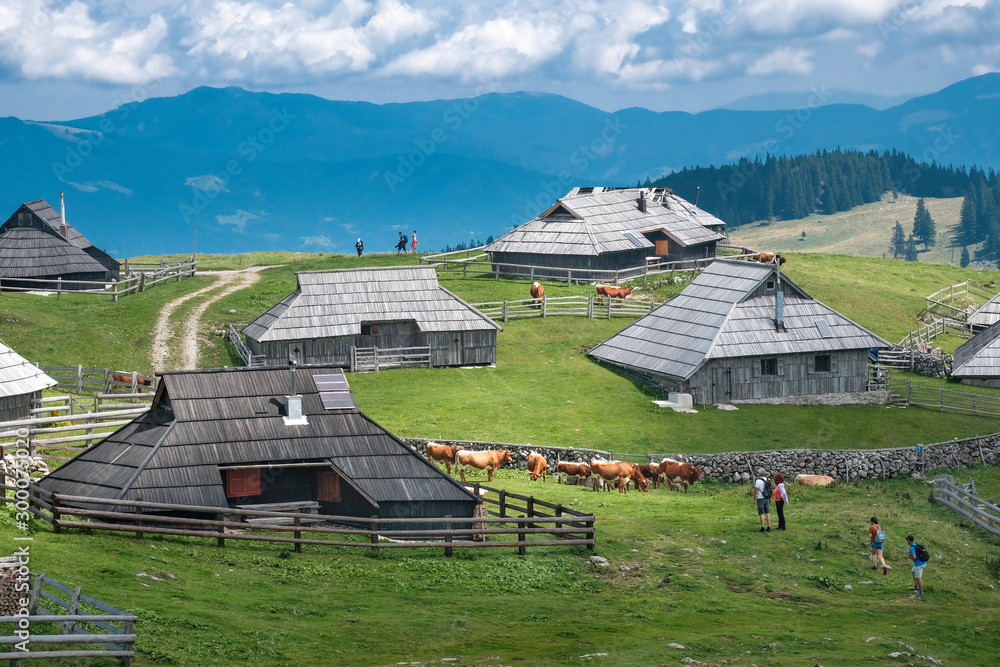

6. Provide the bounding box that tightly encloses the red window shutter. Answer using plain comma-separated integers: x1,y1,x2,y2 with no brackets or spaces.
226,469,261,497
317,470,342,502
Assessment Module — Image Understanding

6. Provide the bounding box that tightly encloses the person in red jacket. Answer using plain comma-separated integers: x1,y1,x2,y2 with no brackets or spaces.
869,517,891,575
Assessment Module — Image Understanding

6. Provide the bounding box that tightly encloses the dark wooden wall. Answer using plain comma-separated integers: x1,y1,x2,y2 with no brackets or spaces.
0,391,36,422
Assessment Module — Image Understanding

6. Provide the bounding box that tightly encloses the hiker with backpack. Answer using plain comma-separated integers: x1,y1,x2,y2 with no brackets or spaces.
907,535,929,595
869,517,891,575
754,468,772,532
773,473,788,531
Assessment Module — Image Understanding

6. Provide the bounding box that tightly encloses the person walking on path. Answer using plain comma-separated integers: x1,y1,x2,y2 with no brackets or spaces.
410,230,418,253
907,535,928,595
773,473,788,531
355,238,364,257
869,517,891,575
754,468,772,532
396,232,408,254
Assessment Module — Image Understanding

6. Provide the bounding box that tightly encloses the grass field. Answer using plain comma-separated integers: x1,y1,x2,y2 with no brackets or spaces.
5,463,999,666
729,194,978,266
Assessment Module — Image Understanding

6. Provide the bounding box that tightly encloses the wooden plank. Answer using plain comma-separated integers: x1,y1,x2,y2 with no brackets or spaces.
0,650,134,659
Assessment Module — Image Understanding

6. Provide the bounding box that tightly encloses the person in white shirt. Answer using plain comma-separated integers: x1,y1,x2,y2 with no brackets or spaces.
754,468,771,533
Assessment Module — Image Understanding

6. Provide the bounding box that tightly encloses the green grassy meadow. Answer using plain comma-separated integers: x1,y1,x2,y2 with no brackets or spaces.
4,464,999,666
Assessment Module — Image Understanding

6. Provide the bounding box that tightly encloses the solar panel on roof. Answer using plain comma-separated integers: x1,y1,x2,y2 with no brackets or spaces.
816,320,833,337
320,391,357,410
313,374,349,391
624,232,644,247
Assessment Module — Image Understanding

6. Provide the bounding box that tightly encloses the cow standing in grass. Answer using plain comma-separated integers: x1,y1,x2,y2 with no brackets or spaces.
458,449,512,482
595,285,634,307
530,282,544,309
527,452,548,482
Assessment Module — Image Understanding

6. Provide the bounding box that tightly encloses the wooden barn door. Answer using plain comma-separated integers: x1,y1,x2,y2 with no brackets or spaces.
317,470,342,503
712,368,732,404
446,333,463,366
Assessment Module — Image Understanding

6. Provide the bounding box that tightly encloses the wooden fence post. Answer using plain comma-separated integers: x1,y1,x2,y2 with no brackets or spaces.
76,365,83,394
567,270,572,287
499,490,506,518
518,515,526,556
370,519,379,553
541,294,547,318
587,294,594,319
527,497,535,530
503,300,508,323
123,617,135,667
112,280,118,302
135,496,143,540
64,585,82,635
294,516,302,554
217,514,225,548
556,504,563,530
586,518,595,550
57,276,62,301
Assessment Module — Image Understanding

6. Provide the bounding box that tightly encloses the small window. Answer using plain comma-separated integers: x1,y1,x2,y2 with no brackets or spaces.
361,324,380,336
225,469,261,497
814,354,831,372
766,280,775,290
760,358,778,376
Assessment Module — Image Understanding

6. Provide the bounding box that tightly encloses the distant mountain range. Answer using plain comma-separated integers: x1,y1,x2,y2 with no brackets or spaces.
1,74,999,257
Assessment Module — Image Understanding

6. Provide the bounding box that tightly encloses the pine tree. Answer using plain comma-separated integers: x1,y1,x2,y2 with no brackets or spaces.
889,221,905,259
912,198,936,250
961,246,971,267
959,194,979,246
904,233,919,261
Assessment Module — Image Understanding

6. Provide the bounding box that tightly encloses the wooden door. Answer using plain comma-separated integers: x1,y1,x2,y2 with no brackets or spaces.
317,470,341,502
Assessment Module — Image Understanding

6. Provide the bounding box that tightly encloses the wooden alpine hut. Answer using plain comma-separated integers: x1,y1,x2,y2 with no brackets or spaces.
588,258,891,403
38,366,479,527
0,198,118,290
951,320,1000,387
242,266,501,369
0,339,56,422
483,186,726,281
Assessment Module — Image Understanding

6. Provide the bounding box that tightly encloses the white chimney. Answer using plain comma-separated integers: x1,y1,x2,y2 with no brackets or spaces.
59,192,68,238
774,260,785,332
283,360,308,425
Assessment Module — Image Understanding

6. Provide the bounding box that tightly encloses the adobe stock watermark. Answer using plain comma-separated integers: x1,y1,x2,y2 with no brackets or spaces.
179,108,296,223
877,0,927,39
8,427,34,653
384,76,499,192
892,125,960,192
509,116,628,226
683,6,737,58
717,85,833,203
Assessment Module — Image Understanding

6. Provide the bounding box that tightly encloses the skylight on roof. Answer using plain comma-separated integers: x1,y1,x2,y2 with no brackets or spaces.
624,232,644,248
320,392,357,410
815,320,833,338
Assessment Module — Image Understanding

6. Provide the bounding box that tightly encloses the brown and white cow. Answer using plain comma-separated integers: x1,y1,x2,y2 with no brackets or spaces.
590,460,649,494
426,442,464,476
656,458,705,494
530,282,544,309
527,452,548,482
637,464,661,490
458,449,512,482
795,474,836,487
747,252,786,265
556,462,591,486
596,285,634,306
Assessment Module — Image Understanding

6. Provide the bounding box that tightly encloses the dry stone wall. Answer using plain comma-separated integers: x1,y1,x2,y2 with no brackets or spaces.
402,432,1000,482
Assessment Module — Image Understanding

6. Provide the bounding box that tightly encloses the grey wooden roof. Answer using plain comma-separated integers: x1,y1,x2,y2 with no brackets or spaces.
244,266,500,343
589,259,890,381
952,321,1000,378
0,200,113,279
483,187,725,257
40,366,476,507
969,291,1000,328
0,339,56,399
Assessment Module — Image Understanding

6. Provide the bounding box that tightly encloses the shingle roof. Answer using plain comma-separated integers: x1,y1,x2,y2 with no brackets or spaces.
483,187,725,257
952,321,1000,378
969,291,1000,328
244,266,500,343
588,259,890,380
0,339,56,399
40,366,476,507
0,200,112,279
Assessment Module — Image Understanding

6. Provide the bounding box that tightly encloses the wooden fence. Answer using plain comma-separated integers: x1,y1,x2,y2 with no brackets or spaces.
0,260,195,301
471,294,664,322
0,406,149,462
0,481,594,557
897,317,971,350
898,381,1000,417
930,475,1000,538
227,324,266,367
350,346,431,372
0,571,136,665
37,366,158,396
925,281,996,320
421,247,732,286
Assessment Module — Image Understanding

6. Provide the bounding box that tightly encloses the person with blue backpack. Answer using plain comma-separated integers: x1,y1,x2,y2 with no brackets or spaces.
907,534,929,595
869,517,892,575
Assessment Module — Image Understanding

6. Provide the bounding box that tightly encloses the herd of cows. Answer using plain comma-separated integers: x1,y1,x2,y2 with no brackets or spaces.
425,443,706,495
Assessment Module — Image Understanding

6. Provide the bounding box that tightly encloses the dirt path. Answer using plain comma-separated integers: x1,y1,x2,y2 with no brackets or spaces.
151,267,275,371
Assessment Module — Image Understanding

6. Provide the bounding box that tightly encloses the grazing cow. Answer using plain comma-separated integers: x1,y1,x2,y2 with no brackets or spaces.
458,449,512,482
795,474,836,487
637,464,661,489
530,282,544,308
590,460,649,494
426,442,464,476
596,285,634,306
556,462,591,486
112,374,154,388
656,458,705,494
527,452,548,482
747,252,786,265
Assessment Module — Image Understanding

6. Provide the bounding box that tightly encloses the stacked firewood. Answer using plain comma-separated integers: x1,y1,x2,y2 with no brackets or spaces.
0,556,22,615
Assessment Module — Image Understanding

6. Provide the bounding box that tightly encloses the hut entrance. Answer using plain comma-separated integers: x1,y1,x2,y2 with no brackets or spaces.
712,367,732,403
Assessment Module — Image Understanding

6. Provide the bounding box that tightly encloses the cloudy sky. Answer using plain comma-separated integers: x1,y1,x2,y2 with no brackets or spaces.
0,0,996,120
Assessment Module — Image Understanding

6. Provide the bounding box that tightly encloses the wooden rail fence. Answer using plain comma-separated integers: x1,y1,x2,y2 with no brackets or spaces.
0,571,136,665
0,481,595,557
0,260,195,301
930,474,1000,538
0,406,149,463
925,281,996,320
36,366,158,396
898,380,1000,417
471,294,664,321
350,346,431,372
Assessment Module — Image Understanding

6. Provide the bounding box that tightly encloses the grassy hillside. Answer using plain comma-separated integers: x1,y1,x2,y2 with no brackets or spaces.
730,194,974,266
5,463,999,666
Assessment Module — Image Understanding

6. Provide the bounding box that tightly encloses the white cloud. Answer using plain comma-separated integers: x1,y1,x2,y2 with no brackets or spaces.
972,63,999,76
857,41,882,58
0,1,175,84
747,47,815,77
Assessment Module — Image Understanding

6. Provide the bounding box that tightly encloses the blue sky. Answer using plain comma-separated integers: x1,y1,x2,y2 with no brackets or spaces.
0,0,997,120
